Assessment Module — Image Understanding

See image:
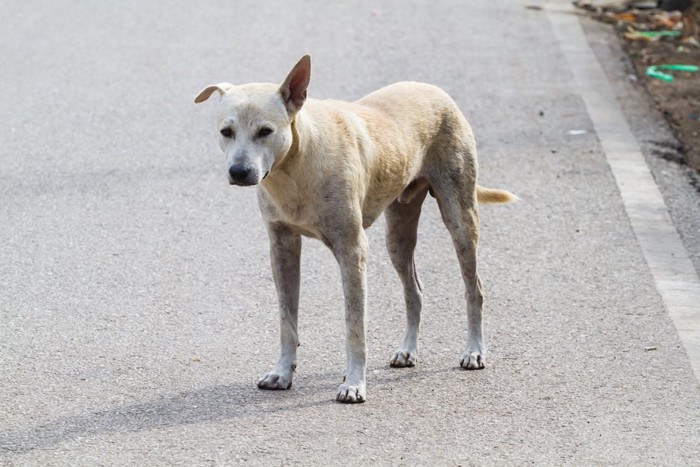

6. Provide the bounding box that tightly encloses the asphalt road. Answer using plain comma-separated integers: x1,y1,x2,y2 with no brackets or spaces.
1,0,699,465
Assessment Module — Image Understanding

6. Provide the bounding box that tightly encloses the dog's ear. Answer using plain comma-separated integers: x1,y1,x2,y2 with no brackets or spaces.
194,83,233,104
279,55,311,114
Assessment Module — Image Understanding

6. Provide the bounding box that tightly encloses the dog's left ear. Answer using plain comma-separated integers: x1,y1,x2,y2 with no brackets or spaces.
279,55,311,114
194,83,234,104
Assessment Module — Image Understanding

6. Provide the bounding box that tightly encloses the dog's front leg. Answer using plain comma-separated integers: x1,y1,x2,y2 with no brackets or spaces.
258,223,301,390
331,229,368,403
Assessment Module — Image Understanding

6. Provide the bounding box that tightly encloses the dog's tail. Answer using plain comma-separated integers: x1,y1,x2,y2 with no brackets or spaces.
477,186,517,204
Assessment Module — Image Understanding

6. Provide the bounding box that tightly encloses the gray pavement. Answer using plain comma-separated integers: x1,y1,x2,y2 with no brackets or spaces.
1,0,699,465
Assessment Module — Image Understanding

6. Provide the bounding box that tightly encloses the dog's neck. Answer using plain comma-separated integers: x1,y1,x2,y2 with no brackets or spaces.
273,109,310,175
285,114,302,163
259,108,320,227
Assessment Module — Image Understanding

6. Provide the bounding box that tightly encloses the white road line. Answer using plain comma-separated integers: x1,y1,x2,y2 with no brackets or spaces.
547,3,700,383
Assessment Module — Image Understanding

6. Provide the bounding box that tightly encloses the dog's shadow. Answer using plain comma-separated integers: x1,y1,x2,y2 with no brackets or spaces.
0,366,455,455
0,372,334,455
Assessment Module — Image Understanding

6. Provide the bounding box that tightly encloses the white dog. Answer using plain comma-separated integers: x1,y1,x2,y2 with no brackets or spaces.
195,55,514,403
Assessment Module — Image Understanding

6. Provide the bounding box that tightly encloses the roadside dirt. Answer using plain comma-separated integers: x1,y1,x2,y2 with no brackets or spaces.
624,39,700,172
580,5,700,172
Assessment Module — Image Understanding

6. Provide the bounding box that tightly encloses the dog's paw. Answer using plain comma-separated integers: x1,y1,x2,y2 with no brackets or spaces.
460,351,485,370
257,371,293,390
390,350,417,367
336,382,366,403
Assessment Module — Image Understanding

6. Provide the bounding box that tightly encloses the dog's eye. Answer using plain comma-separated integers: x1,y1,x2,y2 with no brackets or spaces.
257,127,273,138
220,127,233,138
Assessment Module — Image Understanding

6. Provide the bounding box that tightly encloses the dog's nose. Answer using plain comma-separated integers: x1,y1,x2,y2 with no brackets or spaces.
228,164,251,183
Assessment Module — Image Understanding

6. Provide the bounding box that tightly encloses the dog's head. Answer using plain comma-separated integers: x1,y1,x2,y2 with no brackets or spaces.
194,55,311,186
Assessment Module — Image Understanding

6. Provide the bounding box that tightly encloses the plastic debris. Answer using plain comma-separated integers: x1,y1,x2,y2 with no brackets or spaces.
646,64,699,82
625,30,682,40
568,129,588,135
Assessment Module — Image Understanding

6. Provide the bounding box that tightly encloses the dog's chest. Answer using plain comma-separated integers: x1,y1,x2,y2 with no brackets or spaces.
257,186,323,236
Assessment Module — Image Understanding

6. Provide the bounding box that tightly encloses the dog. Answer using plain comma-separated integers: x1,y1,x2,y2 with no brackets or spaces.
194,55,515,403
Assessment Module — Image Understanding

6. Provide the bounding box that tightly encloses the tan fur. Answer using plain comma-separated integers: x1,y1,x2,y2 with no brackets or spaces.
477,186,518,204
195,55,515,403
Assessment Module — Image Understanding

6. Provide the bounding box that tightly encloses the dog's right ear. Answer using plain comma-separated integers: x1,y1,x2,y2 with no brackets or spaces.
279,55,311,114
194,83,233,104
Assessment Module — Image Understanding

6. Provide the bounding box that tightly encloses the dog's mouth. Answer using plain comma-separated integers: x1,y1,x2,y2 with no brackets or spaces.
227,170,269,186
229,179,257,187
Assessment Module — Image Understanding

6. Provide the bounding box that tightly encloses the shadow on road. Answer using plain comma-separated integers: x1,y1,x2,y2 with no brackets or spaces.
0,377,332,455
1,365,456,454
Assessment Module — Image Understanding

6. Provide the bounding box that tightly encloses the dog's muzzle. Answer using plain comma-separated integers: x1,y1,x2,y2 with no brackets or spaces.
228,164,258,186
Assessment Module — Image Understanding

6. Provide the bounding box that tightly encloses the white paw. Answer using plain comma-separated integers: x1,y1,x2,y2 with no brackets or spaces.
336,382,366,403
460,351,485,370
390,350,417,367
257,370,293,390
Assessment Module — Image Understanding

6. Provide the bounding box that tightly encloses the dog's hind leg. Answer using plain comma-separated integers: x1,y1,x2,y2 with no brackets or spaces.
258,223,301,390
431,161,486,370
440,195,485,369
385,187,429,367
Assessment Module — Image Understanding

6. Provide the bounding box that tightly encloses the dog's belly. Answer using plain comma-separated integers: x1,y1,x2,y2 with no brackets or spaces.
360,151,426,229
360,193,399,229
361,207,383,230
290,224,323,239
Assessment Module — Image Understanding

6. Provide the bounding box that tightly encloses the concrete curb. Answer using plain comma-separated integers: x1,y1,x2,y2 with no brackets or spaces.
547,2,700,383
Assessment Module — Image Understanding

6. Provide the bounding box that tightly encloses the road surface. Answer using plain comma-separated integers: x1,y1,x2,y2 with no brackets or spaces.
1,0,699,464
